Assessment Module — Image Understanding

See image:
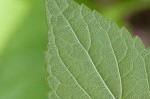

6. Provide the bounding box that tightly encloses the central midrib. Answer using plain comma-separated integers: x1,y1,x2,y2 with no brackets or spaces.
53,0,116,98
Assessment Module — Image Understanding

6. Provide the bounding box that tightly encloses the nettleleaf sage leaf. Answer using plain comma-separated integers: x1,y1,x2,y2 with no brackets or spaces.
46,0,150,98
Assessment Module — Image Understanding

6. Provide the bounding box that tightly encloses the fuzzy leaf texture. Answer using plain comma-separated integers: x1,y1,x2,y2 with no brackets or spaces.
45,0,150,98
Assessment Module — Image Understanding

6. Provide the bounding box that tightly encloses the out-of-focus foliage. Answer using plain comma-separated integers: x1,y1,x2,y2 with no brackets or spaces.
0,0,48,99
0,0,30,55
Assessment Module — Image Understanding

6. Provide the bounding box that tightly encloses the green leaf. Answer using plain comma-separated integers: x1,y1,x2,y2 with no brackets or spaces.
46,0,150,98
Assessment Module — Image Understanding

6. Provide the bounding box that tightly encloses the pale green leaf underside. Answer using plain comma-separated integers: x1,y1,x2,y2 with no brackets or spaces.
46,0,150,99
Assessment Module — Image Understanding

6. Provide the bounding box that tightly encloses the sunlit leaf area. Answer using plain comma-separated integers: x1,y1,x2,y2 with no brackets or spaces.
0,0,150,99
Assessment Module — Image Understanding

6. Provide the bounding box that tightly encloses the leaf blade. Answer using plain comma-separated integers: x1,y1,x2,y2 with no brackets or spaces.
46,0,115,98
46,0,150,98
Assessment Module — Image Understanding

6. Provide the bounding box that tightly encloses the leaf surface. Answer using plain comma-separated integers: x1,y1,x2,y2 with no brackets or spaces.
46,0,150,98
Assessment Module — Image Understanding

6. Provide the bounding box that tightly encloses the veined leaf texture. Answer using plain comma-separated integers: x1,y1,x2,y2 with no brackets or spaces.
46,0,150,98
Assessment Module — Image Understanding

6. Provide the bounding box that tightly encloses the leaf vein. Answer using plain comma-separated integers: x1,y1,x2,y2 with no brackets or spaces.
93,12,122,98
54,0,115,98
53,30,92,99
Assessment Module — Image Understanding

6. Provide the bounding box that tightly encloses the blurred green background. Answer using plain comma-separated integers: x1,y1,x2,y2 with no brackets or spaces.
0,0,150,99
